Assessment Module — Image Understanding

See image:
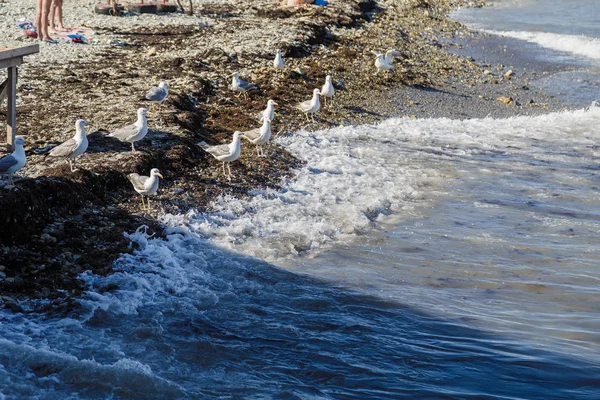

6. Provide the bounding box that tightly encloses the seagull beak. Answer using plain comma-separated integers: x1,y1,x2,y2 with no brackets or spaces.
274,102,279,106
157,173,164,179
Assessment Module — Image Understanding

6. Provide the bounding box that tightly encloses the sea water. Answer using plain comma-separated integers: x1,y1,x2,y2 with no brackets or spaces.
450,0,600,107
2,1,600,398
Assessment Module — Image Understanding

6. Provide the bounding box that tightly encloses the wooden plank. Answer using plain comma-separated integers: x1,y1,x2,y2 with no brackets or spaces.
0,57,22,69
6,66,17,152
0,78,7,105
0,44,39,61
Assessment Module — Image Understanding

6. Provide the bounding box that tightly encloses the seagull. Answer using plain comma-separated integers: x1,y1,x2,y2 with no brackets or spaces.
48,119,89,172
242,118,272,157
127,168,164,210
231,72,257,99
273,49,285,71
258,99,278,122
0,136,26,185
198,131,242,179
297,88,321,122
321,75,335,106
373,49,403,73
146,81,168,110
108,108,148,152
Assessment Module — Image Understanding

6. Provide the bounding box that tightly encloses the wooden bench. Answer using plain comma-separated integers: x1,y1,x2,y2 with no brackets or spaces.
0,44,39,151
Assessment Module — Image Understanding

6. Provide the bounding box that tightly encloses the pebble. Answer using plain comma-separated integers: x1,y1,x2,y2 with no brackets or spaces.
497,96,513,105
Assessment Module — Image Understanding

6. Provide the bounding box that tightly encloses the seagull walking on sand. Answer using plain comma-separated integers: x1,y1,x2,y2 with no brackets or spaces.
243,118,272,157
297,88,321,122
108,108,149,152
231,72,257,99
48,119,89,172
146,81,168,110
0,136,26,185
128,168,164,210
273,49,285,71
198,131,242,179
321,75,335,106
373,49,403,73
258,99,278,122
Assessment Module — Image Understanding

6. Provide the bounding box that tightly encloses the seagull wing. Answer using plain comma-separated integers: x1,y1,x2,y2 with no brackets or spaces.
297,99,312,112
385,50,403,64
0,154,17,173
49,138,78,158
243,128,261,142
146,87,166,102
239,79,257,91
109,123,138,141
204,143,231,159
128,173,149,191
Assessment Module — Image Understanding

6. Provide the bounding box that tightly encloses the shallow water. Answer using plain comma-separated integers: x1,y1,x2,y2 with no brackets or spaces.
450,0,600,107
2,106,600,398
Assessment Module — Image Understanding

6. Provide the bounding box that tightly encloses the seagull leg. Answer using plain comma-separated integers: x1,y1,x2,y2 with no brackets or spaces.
222,162,227,177
147,198,152,210
68,159,74,172
131,142,136,152
324,97,327,107
256,146,260,157
305,113,309,122
8,174,13,186
140,195,145,209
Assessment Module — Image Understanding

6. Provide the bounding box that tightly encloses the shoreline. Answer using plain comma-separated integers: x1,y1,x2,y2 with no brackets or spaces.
0,0,575,312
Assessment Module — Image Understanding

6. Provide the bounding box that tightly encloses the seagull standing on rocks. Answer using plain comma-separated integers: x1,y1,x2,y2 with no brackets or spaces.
258,99,278,122
146,81,168,110
128,168,164,210
198,131,242,179
373,49,403,73
0,136,26,185
231,72,257,99
108,108,149,152
321,75,335,106
242,118,272,157
273,49,285,72
297,88,321,122
48,119,89,172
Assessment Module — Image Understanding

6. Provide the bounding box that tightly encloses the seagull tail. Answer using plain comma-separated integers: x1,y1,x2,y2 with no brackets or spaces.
197,141,210,150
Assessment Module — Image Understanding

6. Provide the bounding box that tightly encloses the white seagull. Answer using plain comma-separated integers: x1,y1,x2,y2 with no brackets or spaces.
231,72,257,99
146,81,168,110
273,49,285,71
49,119,89,172
258,99,278,122
128,168,164,210
321,75,335,106
108,108,149,152
0,136,26,185
373,49,403,73
198,131,242,179
297,88,321,122
242,118,272,157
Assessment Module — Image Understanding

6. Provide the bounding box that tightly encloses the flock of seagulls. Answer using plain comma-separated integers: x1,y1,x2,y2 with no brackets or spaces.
0,49,402,209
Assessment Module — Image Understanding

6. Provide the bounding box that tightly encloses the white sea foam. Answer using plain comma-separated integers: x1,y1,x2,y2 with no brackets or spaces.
484,30,600,62
157,106,600,263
